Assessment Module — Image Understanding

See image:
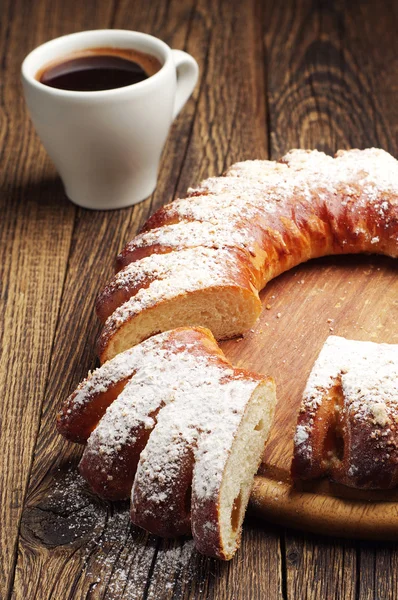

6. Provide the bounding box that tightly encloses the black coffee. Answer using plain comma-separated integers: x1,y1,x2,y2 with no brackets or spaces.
37,47,162,92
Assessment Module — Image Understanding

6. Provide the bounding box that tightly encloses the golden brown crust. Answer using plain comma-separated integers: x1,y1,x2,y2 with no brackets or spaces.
96,247,262,364
57,378,130,444
292,336,398,489
116,243,173,271
291,383,343,481
97,149,398,363
58,327,223,444
130,441,194,537
57,327,275,559
79,414,156,501
96,246,259,326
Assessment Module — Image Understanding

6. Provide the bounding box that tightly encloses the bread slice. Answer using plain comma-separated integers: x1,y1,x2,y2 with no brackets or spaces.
57,327,227,443
191,376,275,559
79,328,231,501
130,363,276,560
57,353,137,444
57,327,277,560
97,247,261,364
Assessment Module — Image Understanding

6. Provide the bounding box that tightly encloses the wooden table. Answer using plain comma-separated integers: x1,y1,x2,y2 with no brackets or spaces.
2,0,398,597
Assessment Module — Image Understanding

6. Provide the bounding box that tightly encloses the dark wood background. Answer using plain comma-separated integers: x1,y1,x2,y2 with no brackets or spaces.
2,0,398,598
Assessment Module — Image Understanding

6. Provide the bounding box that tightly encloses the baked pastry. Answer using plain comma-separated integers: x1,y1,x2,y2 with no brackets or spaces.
57,327,277,560
292,336,398,489
96,246,261,339
97,149,398,363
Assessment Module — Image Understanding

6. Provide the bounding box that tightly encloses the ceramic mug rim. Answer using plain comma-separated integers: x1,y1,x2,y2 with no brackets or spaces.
21,29,172,99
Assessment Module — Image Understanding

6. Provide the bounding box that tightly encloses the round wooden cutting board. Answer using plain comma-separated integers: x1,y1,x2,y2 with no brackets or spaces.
220,253,398,540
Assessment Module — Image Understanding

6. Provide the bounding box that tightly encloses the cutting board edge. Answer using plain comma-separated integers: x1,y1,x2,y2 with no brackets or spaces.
249,474,398,541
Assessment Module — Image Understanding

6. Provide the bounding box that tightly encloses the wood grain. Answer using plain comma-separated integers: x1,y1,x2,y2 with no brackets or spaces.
249,0,398,597
9,0,201,596
0,0,90,590
7,0,281,599
282,533,357,600
2,0,398,598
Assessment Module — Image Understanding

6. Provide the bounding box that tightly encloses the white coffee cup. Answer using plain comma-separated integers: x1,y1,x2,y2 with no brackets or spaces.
21,30,199,210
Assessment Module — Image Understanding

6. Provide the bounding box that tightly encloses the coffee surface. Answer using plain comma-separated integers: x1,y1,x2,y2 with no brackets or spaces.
37,47,162,91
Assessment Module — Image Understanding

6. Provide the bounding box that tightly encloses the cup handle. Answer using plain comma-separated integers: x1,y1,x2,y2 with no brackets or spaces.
171,49,199,119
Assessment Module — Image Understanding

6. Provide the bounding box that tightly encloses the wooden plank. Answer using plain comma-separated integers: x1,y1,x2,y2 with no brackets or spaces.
263,0,395,158
373,546,398,599
0,144,74,598
10,1,198,598
173,0,269,198
10,0,281,598
0,0,103,592
144,520,283,600
259,0,398,597
282,533,357,600
354,542,398,600
0,0,117,595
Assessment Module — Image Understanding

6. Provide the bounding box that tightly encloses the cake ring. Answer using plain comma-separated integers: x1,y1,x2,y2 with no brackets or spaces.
58,148,398,558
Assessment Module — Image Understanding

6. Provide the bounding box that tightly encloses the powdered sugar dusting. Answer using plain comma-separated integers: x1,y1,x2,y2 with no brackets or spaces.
370,401,389,427
303,336,398,421
294,335,398,487
41,468,200,598
61,330,198,415
121,220,257,256
225,150,398,244
84,346,232,466
100,246,254,342
132,368,259,520
105,246,248,296
229,148,398,201
159,192,278,224
294,424,309,445
105,149,398,347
